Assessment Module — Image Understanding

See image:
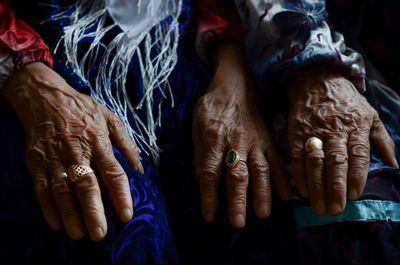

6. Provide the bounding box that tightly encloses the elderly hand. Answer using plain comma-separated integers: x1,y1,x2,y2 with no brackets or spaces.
288,70,398,215
193,44,291,228
2,62,143,241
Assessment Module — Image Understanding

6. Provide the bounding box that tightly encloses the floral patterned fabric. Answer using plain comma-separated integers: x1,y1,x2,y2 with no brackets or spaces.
197,0,366,93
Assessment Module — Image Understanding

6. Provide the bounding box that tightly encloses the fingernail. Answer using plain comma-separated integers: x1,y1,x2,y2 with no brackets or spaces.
394,160,399,169
328,202,344,216
137,162,144,174
48,219,62,230
203,212,215,223
70,225,84,240
314,200,326,216
347,189,360,200
120,208,133,222
234,214,246,228
256,203,271,218
92,226,105,241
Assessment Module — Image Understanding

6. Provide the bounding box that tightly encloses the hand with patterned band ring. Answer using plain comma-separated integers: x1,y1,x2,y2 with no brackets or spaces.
3,62,144,241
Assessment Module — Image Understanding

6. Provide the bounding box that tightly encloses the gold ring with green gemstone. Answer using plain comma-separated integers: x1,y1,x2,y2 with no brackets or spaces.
226,149,244,168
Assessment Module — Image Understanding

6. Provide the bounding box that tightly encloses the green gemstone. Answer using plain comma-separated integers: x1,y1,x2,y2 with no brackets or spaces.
227,150,237,165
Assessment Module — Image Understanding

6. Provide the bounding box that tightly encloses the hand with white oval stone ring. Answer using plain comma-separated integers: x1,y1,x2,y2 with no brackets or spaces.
288,70,399,217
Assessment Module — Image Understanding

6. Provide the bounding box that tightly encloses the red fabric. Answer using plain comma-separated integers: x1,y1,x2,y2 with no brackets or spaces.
0,0,53,69
196,0,243,55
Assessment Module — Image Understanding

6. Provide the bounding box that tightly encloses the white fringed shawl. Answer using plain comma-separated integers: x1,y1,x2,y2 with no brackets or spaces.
52,0,182,162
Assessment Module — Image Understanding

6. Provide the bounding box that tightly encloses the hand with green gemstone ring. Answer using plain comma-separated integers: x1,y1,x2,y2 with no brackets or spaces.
192,43,292,228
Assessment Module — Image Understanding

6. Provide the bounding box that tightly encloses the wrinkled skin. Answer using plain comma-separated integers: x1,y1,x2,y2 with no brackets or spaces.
193,44,291,228
2,62,143,241
288,70,399,215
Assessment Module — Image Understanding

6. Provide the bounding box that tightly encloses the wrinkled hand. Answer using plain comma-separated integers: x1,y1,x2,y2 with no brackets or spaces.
2,62,143,241
193,45,291,228
288,70,398,215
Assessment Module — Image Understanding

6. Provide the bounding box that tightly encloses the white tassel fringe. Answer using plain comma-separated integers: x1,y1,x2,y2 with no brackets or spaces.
50,0,182,163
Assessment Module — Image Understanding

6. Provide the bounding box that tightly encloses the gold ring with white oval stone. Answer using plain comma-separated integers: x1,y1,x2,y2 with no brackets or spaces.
67,165,94,182
305,137,324,153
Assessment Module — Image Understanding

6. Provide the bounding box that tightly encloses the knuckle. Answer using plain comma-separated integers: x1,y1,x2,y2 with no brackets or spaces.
120,140,139,155
254,176,270,194
250,160,269,175
308,179,324,193
230,164,249,183
351,157,370,169
200,166,220,185
229,126,247,141
326,151,348,165
349,144,369,158
51,179,71,195
231,194,247,208
106,174,127,191
111,117,125,130
75,173,98,191
82,203,104,219
25,146,46,168
204,126,224,142
290,149,304,162
329,178,346,193
58,202,77,219
34,178,50,194
307,152,325,165
201,189,217,202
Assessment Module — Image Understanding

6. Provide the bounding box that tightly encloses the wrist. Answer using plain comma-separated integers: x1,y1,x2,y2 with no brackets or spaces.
287,68,345,105
2,62,63,105
209,42,255,99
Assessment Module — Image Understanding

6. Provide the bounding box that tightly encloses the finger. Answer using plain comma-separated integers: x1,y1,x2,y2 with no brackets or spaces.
325,135,348,215
93,134,133,225
289,138,307,197
105,109,143,173
347,130,370,200
370,116,399,168
62,136,107,241
305,148,326,215
73,163,107,241
196,126,225,223
264,143,292,201
226,128,249,229
49,158,85,240
248,148,271,219
25,148,62,230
